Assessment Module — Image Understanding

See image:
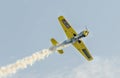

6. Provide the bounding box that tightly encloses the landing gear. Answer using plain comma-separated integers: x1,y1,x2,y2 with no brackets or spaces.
78,40,81,43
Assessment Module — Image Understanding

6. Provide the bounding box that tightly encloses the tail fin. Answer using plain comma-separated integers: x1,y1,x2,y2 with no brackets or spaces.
50,38,64,54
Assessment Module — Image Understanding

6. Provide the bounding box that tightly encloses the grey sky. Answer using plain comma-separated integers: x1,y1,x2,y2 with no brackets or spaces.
0,0,120,78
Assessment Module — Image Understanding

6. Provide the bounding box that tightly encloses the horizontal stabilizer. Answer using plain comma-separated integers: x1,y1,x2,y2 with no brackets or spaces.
50,38,64,54
57,50,64,54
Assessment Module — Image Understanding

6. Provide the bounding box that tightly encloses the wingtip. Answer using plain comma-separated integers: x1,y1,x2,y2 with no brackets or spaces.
58,16,64,19
88,57,94,61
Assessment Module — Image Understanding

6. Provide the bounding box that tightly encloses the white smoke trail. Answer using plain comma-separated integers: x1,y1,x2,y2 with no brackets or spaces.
0,49,53,78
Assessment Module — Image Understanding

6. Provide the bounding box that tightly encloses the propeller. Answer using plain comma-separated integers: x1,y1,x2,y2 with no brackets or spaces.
85,25,89,31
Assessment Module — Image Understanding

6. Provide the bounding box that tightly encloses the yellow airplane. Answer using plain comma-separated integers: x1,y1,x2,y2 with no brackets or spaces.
50,16,93,61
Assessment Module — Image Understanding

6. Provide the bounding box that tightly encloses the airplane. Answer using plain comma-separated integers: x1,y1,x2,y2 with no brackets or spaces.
50,16,93,61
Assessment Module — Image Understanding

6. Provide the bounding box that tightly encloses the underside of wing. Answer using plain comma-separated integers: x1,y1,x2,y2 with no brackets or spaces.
72,40,93,61
58,16,77,39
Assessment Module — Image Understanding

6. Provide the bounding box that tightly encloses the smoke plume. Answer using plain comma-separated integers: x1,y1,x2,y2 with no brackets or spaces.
0,49,53,78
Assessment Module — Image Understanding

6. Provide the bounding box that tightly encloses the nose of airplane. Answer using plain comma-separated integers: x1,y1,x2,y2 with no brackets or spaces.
84,30,89,37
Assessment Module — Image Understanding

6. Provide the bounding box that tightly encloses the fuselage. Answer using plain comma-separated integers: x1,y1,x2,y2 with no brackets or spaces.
64,30,89,44
55,30,89,50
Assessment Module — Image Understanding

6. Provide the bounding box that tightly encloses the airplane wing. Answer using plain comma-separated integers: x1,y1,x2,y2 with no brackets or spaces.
72,40,93,61
58,16,77,39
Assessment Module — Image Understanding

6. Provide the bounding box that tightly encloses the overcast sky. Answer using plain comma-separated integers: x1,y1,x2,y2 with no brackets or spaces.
0,0,120,78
